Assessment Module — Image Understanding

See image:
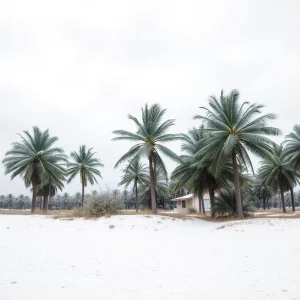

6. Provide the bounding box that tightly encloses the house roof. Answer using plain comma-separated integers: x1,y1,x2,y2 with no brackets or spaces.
171,193,194,202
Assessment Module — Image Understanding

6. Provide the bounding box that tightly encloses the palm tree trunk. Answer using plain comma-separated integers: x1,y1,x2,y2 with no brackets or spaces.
198,194,203,213
208,187,215,216
43,192,49,212
232,151,243,218
263,198,266,210
201,197,206,215
280,187,286,213
149,154,157,214
135,179,138,213
31,183,37,213
290,187,295,212
81,183,85,208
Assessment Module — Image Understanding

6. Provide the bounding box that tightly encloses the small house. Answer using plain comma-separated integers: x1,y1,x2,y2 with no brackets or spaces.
171,193,211,213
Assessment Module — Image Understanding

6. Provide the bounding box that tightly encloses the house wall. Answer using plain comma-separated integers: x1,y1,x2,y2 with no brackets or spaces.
175,199,193,213
174,195,211,213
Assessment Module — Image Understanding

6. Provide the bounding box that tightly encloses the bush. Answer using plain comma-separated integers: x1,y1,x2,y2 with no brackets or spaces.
212,189,255,218
188,208,197,214
72,191,124,217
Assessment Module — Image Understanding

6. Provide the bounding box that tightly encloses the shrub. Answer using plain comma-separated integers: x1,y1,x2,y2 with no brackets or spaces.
212,189,255,218
72,190,124,217
188,208,197,214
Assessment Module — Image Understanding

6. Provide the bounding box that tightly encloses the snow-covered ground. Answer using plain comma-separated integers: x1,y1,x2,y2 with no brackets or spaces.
1,215,300,300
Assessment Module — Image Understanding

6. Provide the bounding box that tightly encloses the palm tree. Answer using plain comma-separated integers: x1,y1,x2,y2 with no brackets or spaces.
118,159,149,212
212,188,255,218
258,144,299,213
113,103,182,214
253,180,273,210
2,126,67,212
67,145,104,207
194,90,280,218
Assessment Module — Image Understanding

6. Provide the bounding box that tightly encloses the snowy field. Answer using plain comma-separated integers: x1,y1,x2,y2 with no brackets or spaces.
1,215,300,300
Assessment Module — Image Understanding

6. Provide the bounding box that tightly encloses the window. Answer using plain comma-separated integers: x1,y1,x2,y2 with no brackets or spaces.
182,200,186,208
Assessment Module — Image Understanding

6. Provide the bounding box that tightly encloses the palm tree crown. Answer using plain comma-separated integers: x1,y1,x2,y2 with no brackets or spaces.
67,145,104,207
2,126,67,212
284,124,300,169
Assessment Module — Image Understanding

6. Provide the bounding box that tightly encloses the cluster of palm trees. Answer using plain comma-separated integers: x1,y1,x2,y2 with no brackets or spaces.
114,90,300,218
2,127,103,212
3,89,300,218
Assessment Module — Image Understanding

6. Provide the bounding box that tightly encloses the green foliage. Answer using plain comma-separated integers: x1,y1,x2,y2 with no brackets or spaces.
2,126,67,210
67,145,104,186
118,159,149,189
258,144,299,193
212,189,255,218
113,103,182,173
3,126,67,186
284,124,300,169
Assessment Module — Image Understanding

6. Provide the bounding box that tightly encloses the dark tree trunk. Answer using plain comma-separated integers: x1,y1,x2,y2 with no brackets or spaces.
201,197,205,215
263,198,266,210
208,188,215,216
280,187,286,213
232,151,243,218
82,183,85,208
135,179,138,213
43,190,49,212
149,154,157,214
266,198,270,209
31,183,37,213
290,187,295,212
198,194,203,213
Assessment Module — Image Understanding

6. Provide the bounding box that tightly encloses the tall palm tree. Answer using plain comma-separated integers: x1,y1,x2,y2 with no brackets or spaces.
2,126,67,212
118,159,149,212
258,144,299,213
194,90,280,218
113,103,182,214
67,145,104,207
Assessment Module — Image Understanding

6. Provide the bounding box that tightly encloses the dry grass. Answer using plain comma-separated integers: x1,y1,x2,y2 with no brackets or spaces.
2,208,300,222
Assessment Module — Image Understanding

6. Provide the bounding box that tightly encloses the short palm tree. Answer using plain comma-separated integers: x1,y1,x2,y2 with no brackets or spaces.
194,90,280,218
67,145,104,207
253,180,273,210
212,188,255,218
258,144,299,212
2,126,67,212
118,159,149,212
258,144,300,212
113,103,182,214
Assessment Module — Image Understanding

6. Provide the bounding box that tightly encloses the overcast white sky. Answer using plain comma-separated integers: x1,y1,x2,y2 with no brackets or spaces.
1,0,300,196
